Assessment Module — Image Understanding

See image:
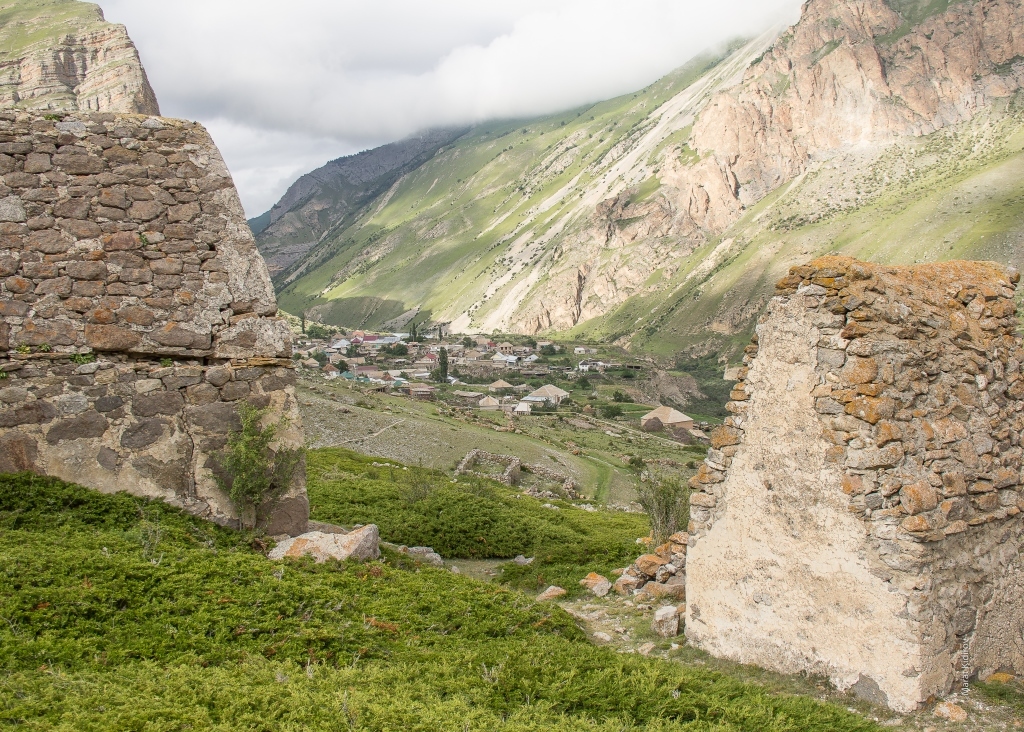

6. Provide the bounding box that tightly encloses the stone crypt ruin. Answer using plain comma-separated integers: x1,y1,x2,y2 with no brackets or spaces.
685,256,1024,711
0,111,307,535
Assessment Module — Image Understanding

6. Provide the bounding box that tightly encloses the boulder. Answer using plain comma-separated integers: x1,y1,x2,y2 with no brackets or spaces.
579,572,611,597
639,581,686,601
401,546,444,566
652,605,680,637
932,701,967,722
268,526,379,563
613,575,645,595
634,553,668,577
537,585,567,601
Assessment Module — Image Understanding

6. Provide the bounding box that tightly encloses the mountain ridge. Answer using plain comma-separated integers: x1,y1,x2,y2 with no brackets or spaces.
254,127,469,281
261,0,1024,362
0,0,159,115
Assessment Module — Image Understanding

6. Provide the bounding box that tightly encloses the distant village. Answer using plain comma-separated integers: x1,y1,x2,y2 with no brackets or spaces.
292,327,707,441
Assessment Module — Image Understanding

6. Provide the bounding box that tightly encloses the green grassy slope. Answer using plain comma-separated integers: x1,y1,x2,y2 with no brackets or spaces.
275,48,745,331
0,0,107,62
306,447,650,593
0,472,880,731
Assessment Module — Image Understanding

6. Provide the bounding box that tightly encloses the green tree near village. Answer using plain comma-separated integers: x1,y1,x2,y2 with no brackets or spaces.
439,347,449,381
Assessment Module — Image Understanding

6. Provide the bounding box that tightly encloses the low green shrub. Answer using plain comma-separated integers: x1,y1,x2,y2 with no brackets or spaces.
214,403,303,529
636,478,690,545
0,472,881,731
307,449,648,590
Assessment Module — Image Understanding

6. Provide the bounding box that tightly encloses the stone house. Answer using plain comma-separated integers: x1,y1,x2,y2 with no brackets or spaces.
528,384,569,405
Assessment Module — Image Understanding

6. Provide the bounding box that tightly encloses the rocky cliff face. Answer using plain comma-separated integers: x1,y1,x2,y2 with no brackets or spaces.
686,0,1024,230
0,0,159,115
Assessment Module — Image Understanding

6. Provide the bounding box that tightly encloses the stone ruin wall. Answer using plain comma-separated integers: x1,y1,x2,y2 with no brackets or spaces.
684,256,1024,712
455,448,581,497
0,111,307,535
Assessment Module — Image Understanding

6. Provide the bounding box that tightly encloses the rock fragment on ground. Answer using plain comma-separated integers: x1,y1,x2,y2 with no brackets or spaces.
396,545,444,566
268,526,379,563
537,585,567,601
580,572,611,597
652,605,680,637
932,701,967,722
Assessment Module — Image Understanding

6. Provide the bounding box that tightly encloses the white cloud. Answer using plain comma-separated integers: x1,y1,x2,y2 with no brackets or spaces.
97,0,802,216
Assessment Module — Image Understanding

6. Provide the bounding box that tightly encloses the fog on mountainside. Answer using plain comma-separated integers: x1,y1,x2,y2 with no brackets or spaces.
262,0,1024,363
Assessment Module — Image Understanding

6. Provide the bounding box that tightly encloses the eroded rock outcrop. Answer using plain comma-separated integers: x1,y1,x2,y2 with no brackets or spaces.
684,0,1024,231
0,0,159,115
685,256,1024,711
0,111,306,535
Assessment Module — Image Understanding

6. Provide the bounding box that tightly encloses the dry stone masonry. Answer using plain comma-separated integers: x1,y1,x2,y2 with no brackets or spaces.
0,111,307,535
685,256,1024,711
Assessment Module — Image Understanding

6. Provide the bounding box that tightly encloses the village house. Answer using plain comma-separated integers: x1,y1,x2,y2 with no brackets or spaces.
528,384,570,406
409,384,436,400
478,396,501,410
513,402,532,416
488,379,514,393
639,406,694,431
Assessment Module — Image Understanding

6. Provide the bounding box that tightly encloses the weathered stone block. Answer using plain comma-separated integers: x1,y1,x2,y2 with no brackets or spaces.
53,154,105,175
900,482,939,515
132,391,184,417
46,411,109,443
86,323,141,351
846,396,896,425
686,256,1024,714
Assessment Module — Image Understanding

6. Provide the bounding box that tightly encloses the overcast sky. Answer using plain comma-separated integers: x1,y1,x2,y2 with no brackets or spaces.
97,0,802,217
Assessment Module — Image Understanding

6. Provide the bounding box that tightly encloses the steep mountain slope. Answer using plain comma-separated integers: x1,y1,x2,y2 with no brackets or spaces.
272,0,1024,360
273,37,776,331
0,0,159,114
254,128,467,279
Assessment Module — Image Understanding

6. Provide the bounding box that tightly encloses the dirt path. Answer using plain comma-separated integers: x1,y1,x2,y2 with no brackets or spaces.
339,419,405,444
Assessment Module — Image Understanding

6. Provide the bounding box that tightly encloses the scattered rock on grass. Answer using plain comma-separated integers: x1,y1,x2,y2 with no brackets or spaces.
613,574,645,595
593,632,612,642
652,605,680,637
933,701,967,722
398,546,444,566
635,553,668,576
268,526,380,563
513,555,534,565
537,585,567,601
580,572,611,597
